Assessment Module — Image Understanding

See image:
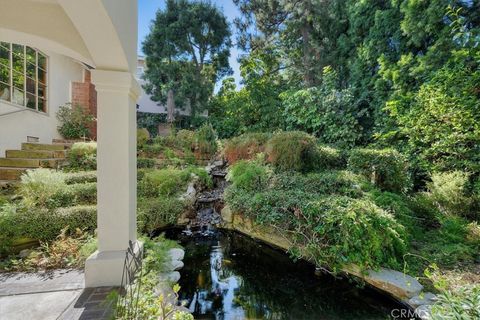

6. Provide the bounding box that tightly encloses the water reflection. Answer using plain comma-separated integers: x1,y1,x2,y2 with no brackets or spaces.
165,230,403,320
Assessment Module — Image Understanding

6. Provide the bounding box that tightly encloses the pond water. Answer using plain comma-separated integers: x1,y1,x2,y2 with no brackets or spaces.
164,229,406,320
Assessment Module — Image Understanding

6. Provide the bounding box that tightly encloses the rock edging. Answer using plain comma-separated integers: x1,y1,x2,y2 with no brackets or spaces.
155,248,191,315
221,205,436,319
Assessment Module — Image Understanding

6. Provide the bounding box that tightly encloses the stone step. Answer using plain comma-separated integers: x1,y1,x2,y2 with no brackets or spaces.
6,150,66,159
0,167,27,180
52,138,83,145
22,143,68,151
0,158,62,168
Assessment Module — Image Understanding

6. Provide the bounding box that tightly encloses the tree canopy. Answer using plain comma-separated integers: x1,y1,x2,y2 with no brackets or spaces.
142,0,232,121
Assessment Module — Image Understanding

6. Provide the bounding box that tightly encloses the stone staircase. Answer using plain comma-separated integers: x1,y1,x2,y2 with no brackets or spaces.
0,139,72,186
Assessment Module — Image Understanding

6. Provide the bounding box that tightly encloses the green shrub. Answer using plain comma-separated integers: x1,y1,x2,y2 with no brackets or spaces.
0,204,96,254
137,197,185,233
64,171,97,184
185,167,213,189
142,143,164,157
223,132,271,164
139,169,190,197
195,123,217,157
19,169,68,207
56,103,95,139
427,171,473,217
418,215,480,267
176,130,196,150
67,142,97,171
297,197,406,271
282,67,362,148
68,182,97,205
137,128,150,148
368,190,426,239
348,148,410,193
430,285,480,320
137,158,156,169
274,170,370,198
315,145,345,170
228,160,271,191
266,131,318,172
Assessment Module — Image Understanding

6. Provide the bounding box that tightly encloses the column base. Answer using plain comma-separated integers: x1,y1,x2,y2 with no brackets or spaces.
84,240,143,288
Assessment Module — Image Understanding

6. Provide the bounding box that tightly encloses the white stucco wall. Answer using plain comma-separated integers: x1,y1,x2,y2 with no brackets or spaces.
0,49,85,156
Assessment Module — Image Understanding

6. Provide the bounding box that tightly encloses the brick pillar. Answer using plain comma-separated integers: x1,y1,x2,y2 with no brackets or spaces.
72,69,98,140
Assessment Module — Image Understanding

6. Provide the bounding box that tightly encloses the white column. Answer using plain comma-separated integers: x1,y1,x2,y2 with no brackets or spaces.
85,69,141,287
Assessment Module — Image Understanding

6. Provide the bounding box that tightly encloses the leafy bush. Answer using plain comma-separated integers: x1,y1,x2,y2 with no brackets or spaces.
64,171,97,184
67,142,97,171
67,182,97,205
223,132,271,164
315,145,345,171
227,160,271,191
385,52,480,175
430,285,480,320
427,171,473,217
195,123,217,157
185,167,213,190
176,130,196,150
272,170,370,198
282,67,362,148
0,204,96,254
137,128,150,148
137,158,156,169
266,131,318,172
19,169,68,207
417,215,480,268
348,148,410,193
137,197,186,233
142,143,164,157
139,169,191,197
56,104,95,139
297,197,406,270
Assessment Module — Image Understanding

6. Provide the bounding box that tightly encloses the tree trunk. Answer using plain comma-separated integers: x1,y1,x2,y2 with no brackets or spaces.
167,89,175,124
301,2,314,87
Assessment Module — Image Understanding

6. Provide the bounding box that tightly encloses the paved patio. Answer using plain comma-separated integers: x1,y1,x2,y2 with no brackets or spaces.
0,270,114,320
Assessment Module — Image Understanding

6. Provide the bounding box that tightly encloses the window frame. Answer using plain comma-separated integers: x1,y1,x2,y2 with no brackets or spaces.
0,42,48,114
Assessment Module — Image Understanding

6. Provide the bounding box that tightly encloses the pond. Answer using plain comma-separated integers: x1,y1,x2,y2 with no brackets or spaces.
164,229,408,320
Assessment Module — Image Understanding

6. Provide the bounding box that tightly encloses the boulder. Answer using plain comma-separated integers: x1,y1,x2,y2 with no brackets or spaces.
221,206,233,225
158,271,181,283
415,304,432,320
169,260,184,271
408,292,437,308
346,266,423,300
169,248,185,261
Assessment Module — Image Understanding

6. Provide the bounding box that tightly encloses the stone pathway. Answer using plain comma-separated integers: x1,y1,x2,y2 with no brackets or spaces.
0,270,114,320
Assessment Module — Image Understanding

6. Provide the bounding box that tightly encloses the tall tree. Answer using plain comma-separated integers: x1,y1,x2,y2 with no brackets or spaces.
234,0,333,87
142,0,232,122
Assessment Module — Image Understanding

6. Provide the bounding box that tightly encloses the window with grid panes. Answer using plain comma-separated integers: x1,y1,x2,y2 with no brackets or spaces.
0,42,48,112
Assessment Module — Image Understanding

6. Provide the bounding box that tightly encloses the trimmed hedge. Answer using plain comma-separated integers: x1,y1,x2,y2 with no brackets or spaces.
0,205,96,254
266,131,318,172
223,132,271,164
348,148,410,193
137,158,156,169
64,171,97,184
137,197,186,234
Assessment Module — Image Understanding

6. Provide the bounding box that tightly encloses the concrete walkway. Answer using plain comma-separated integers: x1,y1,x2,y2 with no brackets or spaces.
0,270,114,320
